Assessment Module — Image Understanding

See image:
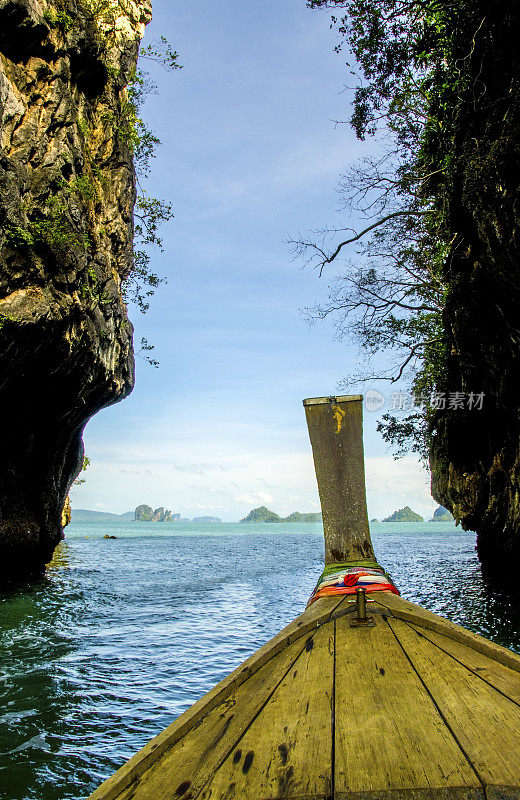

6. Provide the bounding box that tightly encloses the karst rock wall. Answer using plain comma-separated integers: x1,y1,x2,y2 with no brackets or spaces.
429,2,520,572
0,0,151,580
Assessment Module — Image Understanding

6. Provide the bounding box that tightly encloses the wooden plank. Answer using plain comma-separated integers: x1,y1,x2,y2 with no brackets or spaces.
374,593,520,674
88,595,345,800
198,622,335,800
116,635,307,800
407,623,520,706
303,395,375,564
334,613,483,800
389,617,520,798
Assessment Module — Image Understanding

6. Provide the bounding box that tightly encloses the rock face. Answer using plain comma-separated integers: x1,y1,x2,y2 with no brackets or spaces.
61,496,71,528
134,505,174,522
152,507,173,523
429,3,520,570
0,0,151,580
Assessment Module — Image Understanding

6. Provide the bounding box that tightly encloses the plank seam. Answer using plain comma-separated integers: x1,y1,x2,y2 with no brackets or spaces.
88,596,346,800
374,595,520,674
190,628,326,800
406,621,520,710
329,594,351,619
385,615,489,800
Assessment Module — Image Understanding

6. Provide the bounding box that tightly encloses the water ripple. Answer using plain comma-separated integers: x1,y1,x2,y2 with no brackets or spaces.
1,524,519,799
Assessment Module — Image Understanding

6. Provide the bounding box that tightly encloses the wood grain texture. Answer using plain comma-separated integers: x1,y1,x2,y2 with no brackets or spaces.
334,614,483,799
304,396,374,564
87,596,345,800
87,591,520,800
407,623,520,706
389,617,520,798
199,623,335,800
374,593,520,674
116,636,309,800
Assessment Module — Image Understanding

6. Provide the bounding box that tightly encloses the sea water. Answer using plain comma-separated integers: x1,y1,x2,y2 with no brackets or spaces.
2,521,520,800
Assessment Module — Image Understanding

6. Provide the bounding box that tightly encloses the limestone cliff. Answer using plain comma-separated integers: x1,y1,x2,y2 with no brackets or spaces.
429,3,520,570
0,0,151,580
61,495,71,527
134,505,174,522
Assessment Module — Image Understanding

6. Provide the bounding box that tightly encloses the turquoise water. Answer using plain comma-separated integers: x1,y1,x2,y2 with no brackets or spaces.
2,521,520,800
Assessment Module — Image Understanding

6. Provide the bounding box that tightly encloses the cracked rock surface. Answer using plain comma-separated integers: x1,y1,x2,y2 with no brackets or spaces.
0,0,150,580
429,3,520,572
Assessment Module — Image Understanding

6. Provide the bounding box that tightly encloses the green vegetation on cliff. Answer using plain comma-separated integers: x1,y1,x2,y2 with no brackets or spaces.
301,1,520,567
383,507,424,523
0,0,149,579
0,1,184,579
240,506,322,523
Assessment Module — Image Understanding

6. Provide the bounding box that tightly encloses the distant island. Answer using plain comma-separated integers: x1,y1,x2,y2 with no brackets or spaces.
383,506,424,523
240,506,322,523
134,505,194,522
71,508,222,524
430,505,455,522
135,505,176,522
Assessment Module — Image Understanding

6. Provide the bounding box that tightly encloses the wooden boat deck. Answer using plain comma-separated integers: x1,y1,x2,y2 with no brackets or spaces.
89,592,520,800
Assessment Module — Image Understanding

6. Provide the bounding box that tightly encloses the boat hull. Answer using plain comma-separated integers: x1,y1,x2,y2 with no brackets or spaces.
87,593,520,800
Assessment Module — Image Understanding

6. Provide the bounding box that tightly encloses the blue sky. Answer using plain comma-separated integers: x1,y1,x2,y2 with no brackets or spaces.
71,0,437,521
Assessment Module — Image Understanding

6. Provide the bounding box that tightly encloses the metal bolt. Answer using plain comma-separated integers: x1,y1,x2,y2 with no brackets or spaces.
350,586,375,627
356,587,367,622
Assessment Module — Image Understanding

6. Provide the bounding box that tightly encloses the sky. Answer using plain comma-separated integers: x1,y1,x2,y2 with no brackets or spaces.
70,0,438,521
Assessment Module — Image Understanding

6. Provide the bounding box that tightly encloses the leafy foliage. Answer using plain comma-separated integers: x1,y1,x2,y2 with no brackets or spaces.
43,8,73,32
136,336,159,368
73,455,91,487
5,181,93,254
117,40,182,315
297,1,485,458
78,3,182,323
117,42,181,318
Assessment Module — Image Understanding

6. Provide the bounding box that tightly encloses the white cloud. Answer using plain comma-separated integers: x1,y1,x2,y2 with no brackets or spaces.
171,463,229,474
234,494,257,505
72,437,436,522
75,393,436,522
233,490,274,506
257,490,274,503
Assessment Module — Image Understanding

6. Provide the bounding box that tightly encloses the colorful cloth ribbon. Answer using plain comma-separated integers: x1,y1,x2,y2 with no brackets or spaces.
307,564,400,606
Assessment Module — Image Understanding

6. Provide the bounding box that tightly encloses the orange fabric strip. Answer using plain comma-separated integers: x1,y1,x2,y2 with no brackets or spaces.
307,582,400,606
